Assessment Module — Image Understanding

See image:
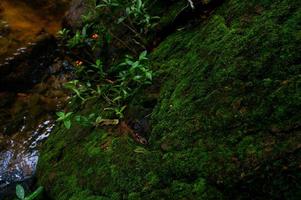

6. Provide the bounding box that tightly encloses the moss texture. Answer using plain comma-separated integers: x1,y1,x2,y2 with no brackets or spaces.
37,0,301,199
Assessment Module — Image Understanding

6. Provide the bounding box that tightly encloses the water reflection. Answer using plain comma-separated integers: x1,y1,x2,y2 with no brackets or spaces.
0,63,73,193
0,0,63,60
0,120,55,187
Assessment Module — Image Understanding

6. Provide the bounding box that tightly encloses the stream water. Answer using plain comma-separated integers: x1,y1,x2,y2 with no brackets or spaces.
0,0,71,197
0,0,62,60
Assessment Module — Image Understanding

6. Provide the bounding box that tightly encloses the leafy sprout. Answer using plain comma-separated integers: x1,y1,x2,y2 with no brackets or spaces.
56,112,73,129
91,59,105,79
15,184,43,200
57,28,70,40
64,80,86,101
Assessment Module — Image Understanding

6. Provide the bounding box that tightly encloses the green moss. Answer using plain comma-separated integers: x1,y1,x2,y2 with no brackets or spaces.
151,0,301,197
37,0,301,199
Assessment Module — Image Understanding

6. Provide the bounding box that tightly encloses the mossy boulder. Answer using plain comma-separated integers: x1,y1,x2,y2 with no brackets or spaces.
37,0,301,199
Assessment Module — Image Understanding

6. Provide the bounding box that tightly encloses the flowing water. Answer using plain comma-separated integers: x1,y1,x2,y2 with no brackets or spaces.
0,0,71,197
0,72,72,188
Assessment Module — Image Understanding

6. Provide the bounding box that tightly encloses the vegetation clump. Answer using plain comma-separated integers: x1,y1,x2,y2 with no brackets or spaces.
37,0,301,199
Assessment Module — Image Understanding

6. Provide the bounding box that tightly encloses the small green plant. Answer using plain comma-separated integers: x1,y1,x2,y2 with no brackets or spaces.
53,1,156,131
56,112,73,129
57,28,70,40
105,105,127,119
116,51,152,86
94,0,159,49
15,184,43,200
81,11,95,23
120,0,160,32
64,80,87,101
96,0,120,8
67,31,84,48
66,24,92,48
65,50,152,123
91,59,105,79
75,113,97,127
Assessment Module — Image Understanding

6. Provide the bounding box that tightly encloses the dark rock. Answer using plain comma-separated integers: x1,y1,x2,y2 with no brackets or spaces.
0,178,34,200
62,0,89,31
0,93,15,107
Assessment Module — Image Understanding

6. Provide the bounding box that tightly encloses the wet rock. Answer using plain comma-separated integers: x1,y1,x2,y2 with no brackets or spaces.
62,0,89,31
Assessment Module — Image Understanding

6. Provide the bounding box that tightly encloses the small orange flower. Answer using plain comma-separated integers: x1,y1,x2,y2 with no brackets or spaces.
75,60,83,66
91,33,99,40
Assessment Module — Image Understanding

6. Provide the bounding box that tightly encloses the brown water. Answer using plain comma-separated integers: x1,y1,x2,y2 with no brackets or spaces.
0,0,71,193
0,0,63,60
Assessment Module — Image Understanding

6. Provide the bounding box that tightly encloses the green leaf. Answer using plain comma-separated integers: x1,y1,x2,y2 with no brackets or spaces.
25,186,43,200
139,50,147,60
88,113,96,119
133,75,142,81
75,115,82,122
16,184,25,200
120,105,127,112
101,133,108,140
134,147,148,154
56,112,65,118
113,96,123,102
126,7,131,15
95,116,103,124
111,3,119,7
145,71,152,80
117,17,126,24
136,0,142,10
82,25,87,37
125,59,134,66
96,59,102,66
96,4,107,8
64,120,72,129
65,112,73,118
132,61,139,68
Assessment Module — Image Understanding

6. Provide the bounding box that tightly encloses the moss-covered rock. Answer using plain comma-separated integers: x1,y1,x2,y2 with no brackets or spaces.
37,0,301,199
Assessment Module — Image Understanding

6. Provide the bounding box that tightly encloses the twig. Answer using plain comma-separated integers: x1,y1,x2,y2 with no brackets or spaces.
188,0,195,9
108,30,137,54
